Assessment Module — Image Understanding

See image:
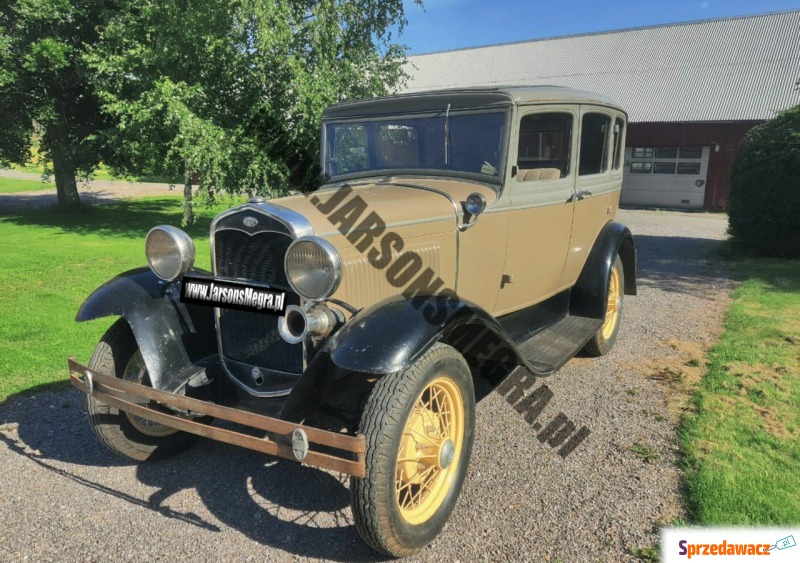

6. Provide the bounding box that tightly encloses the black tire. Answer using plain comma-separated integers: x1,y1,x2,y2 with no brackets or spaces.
583,255,625,357
85,319,199,461
351,343,475,557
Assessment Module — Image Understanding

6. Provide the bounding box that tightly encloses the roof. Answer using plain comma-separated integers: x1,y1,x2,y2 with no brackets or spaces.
404,10,800,123
323,86,624,119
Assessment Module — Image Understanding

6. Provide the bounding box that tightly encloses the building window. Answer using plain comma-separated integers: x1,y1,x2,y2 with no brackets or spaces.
679,146,703,159
579,113,611,175
632,147,653,158
654,147,678,159
612,118,625,170
517,112,573,180
677,162,702,175
630,162,652,174
653,162,676,174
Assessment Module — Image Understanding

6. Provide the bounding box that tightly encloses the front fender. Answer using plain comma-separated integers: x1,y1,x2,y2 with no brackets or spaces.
279,294,552,422
76,267,217,393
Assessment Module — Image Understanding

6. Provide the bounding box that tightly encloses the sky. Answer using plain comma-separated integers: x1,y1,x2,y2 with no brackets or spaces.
400,0,800,54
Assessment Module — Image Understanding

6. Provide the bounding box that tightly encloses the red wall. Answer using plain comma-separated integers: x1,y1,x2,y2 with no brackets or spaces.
626,121,761,210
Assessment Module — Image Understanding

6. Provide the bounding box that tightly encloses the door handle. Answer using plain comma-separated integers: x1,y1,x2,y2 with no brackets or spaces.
568,190,593,202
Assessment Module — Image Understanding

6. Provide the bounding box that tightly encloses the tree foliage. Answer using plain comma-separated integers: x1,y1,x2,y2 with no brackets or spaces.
728,105,800,258
0,0,111,207
90,0,417,223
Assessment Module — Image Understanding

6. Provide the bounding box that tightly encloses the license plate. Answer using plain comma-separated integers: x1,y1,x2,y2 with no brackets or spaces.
180,275,287,316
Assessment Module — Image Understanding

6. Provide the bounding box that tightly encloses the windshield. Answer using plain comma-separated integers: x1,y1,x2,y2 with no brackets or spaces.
323,110,508,184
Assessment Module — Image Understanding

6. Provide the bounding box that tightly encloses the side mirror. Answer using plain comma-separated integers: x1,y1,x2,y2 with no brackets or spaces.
459,192,487,231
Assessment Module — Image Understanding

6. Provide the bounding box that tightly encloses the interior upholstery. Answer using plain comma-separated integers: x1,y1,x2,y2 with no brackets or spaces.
517,167,562,182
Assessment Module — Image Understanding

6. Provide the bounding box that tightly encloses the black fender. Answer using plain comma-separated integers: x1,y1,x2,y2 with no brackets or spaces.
76,267,217,393
280,295,546,422
569,221,637,320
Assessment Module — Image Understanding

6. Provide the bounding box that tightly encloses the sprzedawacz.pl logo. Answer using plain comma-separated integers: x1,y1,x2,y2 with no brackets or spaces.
678,540,771,558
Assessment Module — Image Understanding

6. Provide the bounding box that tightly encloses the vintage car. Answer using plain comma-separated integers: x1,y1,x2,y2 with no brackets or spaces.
68,86,636,556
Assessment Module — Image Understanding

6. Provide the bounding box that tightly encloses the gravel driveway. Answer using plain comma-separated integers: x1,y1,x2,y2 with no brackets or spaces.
0,209,733,561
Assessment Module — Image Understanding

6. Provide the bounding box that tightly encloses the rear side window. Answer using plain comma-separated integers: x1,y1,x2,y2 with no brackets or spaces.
579,113,611,176
612,118,625,170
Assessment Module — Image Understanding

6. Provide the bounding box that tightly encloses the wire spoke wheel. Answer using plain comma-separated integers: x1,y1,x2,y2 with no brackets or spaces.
601,264,621,340
395,377,464,524
351,343,475,557
121,350,179,438
584,255,625,357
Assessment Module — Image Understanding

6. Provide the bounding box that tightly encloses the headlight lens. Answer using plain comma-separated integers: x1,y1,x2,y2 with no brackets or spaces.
145,226,195,281
284,236,341,300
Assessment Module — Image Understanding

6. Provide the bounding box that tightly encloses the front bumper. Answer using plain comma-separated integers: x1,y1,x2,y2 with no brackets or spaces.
67,357,366,477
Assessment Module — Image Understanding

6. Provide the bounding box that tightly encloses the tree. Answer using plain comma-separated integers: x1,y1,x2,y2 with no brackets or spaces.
728,104,800,258
90,0,417,225
0,0,111,208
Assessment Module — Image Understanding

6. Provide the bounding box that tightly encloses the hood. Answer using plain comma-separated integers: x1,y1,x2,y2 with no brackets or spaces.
274,178,497,250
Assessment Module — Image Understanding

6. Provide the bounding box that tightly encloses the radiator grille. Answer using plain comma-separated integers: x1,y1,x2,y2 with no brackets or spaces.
214,227,303,374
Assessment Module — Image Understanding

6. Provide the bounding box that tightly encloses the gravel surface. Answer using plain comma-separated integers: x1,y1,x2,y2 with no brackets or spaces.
0,209,733,561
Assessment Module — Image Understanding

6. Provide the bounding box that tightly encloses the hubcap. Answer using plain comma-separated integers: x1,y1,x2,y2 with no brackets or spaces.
439,439,455,469
395,377,465,525
122,351,178,438
601,265,621,340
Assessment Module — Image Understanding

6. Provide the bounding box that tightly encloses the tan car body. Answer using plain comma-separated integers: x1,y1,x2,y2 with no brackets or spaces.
279,86,628,316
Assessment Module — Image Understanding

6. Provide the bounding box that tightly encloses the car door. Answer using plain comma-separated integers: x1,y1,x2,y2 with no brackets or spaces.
559,107,625,287
493,105,578,316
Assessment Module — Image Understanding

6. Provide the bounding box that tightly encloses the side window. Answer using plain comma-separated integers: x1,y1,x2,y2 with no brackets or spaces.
516,112,572,182
612,117,625,170
579,113,611,176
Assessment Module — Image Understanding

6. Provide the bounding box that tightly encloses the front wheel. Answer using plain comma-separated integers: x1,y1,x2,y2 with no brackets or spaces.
351,343,475,557
85,319,199,461
583,255,625,357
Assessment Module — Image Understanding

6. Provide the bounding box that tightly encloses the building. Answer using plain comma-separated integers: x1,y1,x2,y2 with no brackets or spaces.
404,10,800,210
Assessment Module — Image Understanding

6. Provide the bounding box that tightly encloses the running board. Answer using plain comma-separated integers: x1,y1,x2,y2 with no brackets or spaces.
515,316,602,374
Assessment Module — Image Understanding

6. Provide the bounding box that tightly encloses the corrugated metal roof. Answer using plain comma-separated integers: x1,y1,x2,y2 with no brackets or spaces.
404,10,800,122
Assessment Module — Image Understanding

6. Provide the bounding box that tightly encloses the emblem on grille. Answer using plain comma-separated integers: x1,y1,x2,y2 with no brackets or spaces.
243,216,258,227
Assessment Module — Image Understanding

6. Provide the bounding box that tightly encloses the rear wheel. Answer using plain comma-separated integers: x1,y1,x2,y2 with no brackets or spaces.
351,343,475,557
584,255,624,357
85,319,199,461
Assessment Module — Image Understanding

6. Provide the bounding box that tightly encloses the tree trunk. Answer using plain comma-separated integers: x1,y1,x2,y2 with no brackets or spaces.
182,161,194,226
48,126,81,208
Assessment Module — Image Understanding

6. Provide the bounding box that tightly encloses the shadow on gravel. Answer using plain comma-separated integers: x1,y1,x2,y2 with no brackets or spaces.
635,235,733,297
0,391,384,561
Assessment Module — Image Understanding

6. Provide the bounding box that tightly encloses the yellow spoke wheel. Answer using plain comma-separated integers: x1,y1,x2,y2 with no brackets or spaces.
584,255,625,357
352,343,475,557
601,264,621,340
395,377,465,524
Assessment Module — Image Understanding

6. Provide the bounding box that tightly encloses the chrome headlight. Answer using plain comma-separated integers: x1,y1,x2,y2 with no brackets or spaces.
284,236,341,300
145,225,195,282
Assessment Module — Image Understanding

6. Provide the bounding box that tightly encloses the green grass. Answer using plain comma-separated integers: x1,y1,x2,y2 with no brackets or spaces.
0,177,54,193
681,258,800,524
0,195,246,403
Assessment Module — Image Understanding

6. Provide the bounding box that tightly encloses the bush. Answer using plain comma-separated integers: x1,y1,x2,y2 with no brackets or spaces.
728,105,800,258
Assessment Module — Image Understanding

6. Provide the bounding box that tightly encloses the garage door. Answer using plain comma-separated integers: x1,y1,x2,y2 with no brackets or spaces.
620,146,710,209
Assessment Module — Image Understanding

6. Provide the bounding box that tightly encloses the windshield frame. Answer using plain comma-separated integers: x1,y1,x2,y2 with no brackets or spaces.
320,107,513,189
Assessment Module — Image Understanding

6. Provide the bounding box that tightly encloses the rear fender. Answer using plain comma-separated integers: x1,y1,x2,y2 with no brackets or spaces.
570,221,637,320
76,267,217,393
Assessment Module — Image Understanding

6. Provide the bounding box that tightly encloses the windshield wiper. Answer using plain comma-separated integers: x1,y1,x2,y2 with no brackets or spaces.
444,103,451,166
